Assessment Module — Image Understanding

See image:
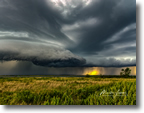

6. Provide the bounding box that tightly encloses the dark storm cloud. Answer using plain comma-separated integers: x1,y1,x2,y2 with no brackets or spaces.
84,58,136,67
0,41,86,67
0,0,74,46
0,0,136,67
0,50,86,67
66,0,136,54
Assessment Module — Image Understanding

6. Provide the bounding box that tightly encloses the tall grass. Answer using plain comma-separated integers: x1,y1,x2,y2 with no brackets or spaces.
0,77,136,105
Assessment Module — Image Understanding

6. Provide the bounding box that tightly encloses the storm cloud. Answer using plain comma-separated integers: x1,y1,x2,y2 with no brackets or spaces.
0,0,136,67
0,41,86,67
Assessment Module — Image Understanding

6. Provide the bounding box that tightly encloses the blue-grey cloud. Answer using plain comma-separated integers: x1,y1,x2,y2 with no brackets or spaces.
0,0,136,67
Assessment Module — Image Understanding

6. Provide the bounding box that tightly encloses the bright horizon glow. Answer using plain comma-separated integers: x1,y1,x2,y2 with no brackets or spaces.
88,70,99,75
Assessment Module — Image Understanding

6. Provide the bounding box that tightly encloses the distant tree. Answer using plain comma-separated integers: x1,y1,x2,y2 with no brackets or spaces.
85,74,90,77
120,68,131,76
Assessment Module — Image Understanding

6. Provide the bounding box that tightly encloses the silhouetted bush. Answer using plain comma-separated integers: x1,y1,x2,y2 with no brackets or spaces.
120,68,131,77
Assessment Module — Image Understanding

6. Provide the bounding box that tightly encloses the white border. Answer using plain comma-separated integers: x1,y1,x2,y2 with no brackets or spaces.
0,0,143,113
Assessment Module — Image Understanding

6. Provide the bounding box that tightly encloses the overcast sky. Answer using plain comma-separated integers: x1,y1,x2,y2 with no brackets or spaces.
0,0,136,67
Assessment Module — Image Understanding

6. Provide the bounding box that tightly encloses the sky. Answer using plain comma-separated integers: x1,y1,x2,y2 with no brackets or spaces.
0,0,136,68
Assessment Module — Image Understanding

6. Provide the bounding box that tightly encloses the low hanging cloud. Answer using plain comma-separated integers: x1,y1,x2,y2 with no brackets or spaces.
84,58,136,67
0,41,86,67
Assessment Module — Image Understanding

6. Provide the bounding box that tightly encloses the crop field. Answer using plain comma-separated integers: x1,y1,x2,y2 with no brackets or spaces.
0,76,136,105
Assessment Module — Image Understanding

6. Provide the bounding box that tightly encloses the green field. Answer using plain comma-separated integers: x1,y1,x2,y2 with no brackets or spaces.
0,76,136,105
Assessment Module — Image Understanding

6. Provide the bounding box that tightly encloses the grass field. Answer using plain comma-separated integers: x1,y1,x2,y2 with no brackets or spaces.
0,76,136,105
